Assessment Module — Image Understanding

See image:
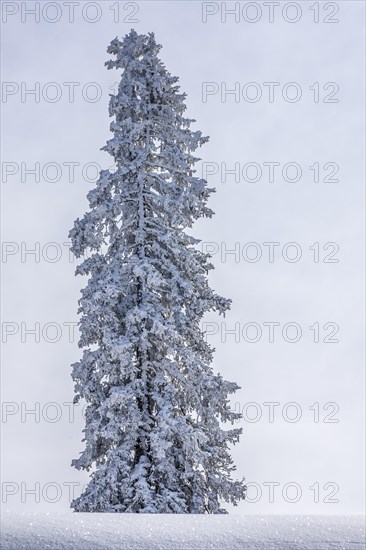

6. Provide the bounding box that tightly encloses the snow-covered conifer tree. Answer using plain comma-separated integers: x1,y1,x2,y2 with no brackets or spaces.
69,29,246,513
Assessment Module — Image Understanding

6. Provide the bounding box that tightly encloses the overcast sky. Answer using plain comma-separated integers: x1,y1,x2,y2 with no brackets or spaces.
1,0,365,515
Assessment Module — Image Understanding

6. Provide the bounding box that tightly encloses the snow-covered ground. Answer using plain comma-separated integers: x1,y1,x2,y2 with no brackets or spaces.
1,513,364,549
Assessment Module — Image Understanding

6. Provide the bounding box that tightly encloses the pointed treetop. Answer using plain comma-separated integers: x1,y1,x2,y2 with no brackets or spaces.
105,29,162,71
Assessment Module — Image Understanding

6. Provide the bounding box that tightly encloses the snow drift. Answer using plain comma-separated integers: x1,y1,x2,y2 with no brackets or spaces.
1,513,365,549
